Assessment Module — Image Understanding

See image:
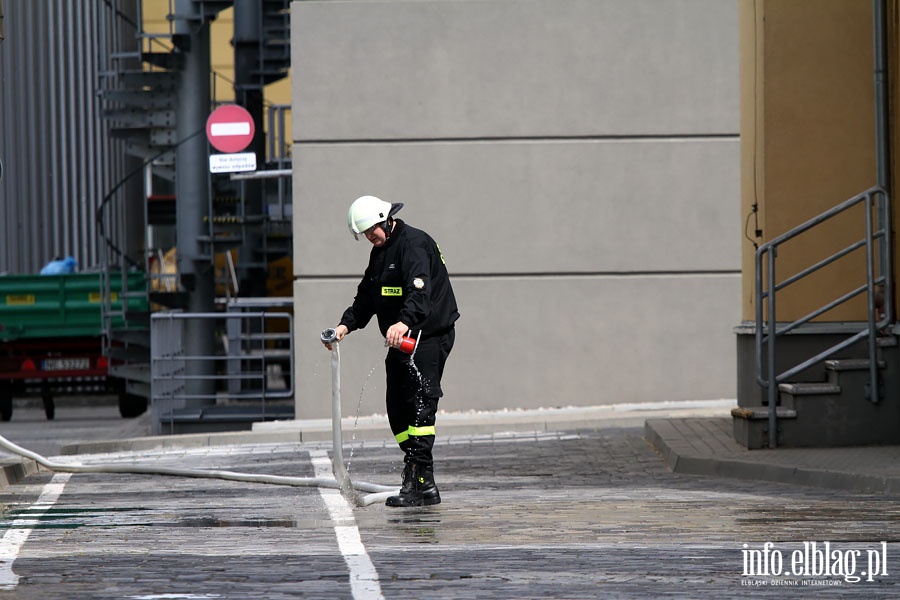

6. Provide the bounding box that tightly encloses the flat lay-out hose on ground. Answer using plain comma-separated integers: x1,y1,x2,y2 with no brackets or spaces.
0,339,396,508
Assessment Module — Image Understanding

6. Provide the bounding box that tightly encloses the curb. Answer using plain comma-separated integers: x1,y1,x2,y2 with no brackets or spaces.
61,403,735,456
644,417,900,495
0,458,42,489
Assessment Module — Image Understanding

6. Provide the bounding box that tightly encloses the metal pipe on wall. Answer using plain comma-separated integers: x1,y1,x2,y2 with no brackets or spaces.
872,0,894,324
874,0,890,194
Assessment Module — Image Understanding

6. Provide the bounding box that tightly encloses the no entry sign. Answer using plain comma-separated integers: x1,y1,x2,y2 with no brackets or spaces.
206,104,255,153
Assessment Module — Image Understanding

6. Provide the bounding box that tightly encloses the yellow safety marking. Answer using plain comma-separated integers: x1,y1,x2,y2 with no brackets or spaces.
88,292,118,303
381,286,403,297
407,425,436,437
395,425,436,444
5,294,35,306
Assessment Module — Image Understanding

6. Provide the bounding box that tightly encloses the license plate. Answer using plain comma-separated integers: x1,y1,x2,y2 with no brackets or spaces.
42,358,91,371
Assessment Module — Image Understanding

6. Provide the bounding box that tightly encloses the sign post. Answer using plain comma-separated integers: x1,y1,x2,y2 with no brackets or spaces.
206,104,256,173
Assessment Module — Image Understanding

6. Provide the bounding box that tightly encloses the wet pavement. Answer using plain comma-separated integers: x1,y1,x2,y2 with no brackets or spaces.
0,404,896,598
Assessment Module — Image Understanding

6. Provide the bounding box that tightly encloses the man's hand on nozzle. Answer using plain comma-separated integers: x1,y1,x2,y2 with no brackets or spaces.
322,324,349,351
385,321,410,349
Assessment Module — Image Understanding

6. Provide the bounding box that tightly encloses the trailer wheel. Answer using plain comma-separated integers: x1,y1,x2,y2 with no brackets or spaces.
0,386,12,422
118,392,147,419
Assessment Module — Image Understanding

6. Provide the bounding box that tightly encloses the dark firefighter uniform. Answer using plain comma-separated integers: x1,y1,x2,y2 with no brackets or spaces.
338,219,459,482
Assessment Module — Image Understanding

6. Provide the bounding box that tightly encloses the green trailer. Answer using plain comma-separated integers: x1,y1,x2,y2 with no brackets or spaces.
0,272,148,420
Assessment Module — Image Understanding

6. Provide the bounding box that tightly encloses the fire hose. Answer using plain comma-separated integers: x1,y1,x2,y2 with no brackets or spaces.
0,330,397,508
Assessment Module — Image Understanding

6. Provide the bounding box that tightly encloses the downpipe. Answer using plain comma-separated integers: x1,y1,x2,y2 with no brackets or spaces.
0,332,397,508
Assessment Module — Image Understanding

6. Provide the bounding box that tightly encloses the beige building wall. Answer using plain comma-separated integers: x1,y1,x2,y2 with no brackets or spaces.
739,0,888,323
291,0,740,420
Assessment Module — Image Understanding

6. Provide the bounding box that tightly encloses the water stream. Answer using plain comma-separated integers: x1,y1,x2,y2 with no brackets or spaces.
342,335,427,484
345,365,378,475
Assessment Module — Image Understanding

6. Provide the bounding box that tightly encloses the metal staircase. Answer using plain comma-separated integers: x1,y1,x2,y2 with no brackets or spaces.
248,0,291,88
733,186,899,449
95,0,292,425
99,0,290,187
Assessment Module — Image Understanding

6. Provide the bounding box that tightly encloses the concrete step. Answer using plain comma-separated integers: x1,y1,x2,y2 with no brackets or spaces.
731,407,798,420
824,357,885,375
734,369,900,449
731,407,797,449
777,381,840,396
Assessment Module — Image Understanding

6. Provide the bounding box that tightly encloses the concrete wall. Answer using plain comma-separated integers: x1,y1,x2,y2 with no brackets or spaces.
291,0,740,420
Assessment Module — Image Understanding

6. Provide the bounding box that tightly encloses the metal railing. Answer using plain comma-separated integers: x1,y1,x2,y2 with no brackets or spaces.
756,186,893,448
151,310,294,434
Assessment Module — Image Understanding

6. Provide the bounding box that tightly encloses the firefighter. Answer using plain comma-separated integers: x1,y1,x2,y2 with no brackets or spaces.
322,195,460,507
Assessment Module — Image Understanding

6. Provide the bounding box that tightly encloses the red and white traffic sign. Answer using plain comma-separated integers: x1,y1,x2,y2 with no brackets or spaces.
206,104,255,153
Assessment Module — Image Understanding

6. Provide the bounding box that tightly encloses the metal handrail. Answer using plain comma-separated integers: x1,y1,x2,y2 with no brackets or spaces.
755,186,893,448
150,310,294,435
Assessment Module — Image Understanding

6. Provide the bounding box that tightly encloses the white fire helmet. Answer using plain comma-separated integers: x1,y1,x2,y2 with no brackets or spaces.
347,195,403,240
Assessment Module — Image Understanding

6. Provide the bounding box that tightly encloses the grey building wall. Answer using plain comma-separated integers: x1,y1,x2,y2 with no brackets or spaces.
292,0,740,419
0,1,131,274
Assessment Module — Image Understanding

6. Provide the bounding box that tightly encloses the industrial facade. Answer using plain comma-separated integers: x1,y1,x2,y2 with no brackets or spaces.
0,1,133,274
0,1,295,430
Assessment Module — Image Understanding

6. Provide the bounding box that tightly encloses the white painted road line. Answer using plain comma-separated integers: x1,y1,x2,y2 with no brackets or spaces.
0,472,71,590
309,449,385,600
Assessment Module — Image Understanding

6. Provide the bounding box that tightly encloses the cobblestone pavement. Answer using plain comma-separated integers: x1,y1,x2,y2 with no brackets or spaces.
0,428,896,598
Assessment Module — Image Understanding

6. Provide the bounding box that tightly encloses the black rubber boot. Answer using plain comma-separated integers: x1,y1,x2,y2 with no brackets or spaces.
385,464,441,507
418,467,441,506
397,463,415,495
